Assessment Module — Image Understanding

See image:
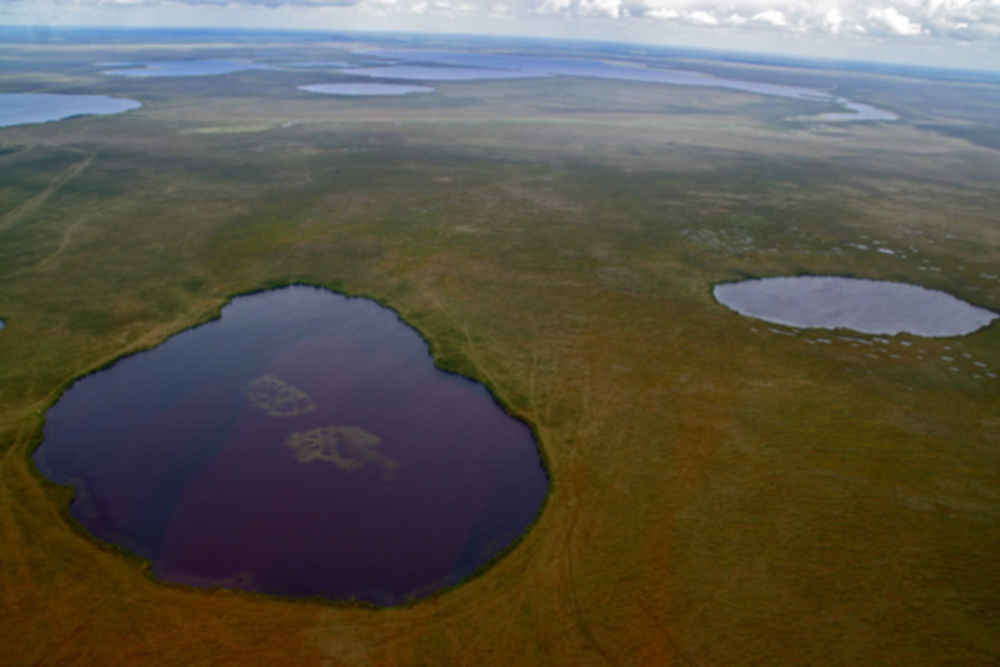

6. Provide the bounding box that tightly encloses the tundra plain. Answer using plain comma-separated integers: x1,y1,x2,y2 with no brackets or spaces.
1,34,999,665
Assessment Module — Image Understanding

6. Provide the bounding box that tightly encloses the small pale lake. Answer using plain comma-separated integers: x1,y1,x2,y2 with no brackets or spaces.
0,93,141,128
298,83,435,96
714,276,997,337
34,286,548,605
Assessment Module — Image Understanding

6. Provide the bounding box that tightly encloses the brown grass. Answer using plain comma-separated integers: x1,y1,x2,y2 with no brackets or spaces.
0,43,998,665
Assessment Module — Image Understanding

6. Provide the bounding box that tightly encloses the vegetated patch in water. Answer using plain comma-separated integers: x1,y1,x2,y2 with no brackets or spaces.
298,83,435,96
33,286,548,605
714,276,997,337
348,49,897,122
0,93,141,128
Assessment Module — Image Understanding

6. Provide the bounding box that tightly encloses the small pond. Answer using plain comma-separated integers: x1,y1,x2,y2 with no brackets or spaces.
298,83,435,96
34,286,548,605
714,276,997,337
0,93,141,128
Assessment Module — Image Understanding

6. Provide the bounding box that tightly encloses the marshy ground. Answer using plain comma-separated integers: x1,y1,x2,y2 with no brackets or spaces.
0,33,998,664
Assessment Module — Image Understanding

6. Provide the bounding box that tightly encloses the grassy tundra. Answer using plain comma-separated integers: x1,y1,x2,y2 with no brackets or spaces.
1,37,998,664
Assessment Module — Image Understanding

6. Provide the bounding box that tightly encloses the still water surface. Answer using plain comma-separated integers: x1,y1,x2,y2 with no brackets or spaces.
34,286,548,604
299,83,434,96
0,93,141,127
105,59,279,77
350,50,898,122
714,276,997,336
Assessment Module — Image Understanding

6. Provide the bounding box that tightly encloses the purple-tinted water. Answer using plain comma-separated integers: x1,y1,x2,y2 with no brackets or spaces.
34,286,548,605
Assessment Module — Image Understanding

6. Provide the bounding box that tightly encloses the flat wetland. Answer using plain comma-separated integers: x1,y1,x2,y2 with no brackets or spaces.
1,33,999,665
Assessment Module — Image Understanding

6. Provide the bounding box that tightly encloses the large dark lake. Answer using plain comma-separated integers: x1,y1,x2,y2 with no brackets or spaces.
34,286,548,605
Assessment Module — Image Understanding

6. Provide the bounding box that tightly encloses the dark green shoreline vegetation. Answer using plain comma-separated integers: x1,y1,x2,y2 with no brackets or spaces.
1,35,998,664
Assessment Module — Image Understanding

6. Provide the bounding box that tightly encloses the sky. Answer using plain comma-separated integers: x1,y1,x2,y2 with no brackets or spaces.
3,0,1000,70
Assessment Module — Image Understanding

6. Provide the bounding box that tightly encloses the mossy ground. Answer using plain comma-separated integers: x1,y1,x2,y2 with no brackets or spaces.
1,39,998,664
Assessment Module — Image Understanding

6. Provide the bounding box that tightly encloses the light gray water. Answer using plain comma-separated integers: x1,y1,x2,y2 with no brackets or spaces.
343,65,546,81
714,277,996,337
105,59,279,78
0,93,141,128
298,83,435,96
349,50,898,122
280,61,351,69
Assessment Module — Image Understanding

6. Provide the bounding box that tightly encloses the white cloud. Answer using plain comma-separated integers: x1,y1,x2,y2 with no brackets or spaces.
647,6,678,18
11,0,1000,48
687,9,717,24
867,6,923,35
823,7,844,34
535,0,571,13
579,0,623,18
524,0,1000,42
751,9,787,26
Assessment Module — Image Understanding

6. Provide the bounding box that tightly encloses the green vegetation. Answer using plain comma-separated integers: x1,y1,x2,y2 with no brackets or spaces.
0,39,998,664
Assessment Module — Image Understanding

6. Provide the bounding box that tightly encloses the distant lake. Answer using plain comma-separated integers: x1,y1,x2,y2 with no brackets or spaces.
104,59,279,78
281,61,351,69
0,93,141,128
343,65,546,81
714,276,997,337
34,286,548,605
299,83,435,96
351,50,898,122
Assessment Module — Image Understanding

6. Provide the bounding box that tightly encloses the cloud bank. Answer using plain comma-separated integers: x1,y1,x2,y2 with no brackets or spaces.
530,0,1000,40
56,0,1000,41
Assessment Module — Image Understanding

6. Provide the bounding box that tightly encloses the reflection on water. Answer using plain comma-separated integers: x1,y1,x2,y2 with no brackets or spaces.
714,276,996,336
0,93,141,127
34,286,548,604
